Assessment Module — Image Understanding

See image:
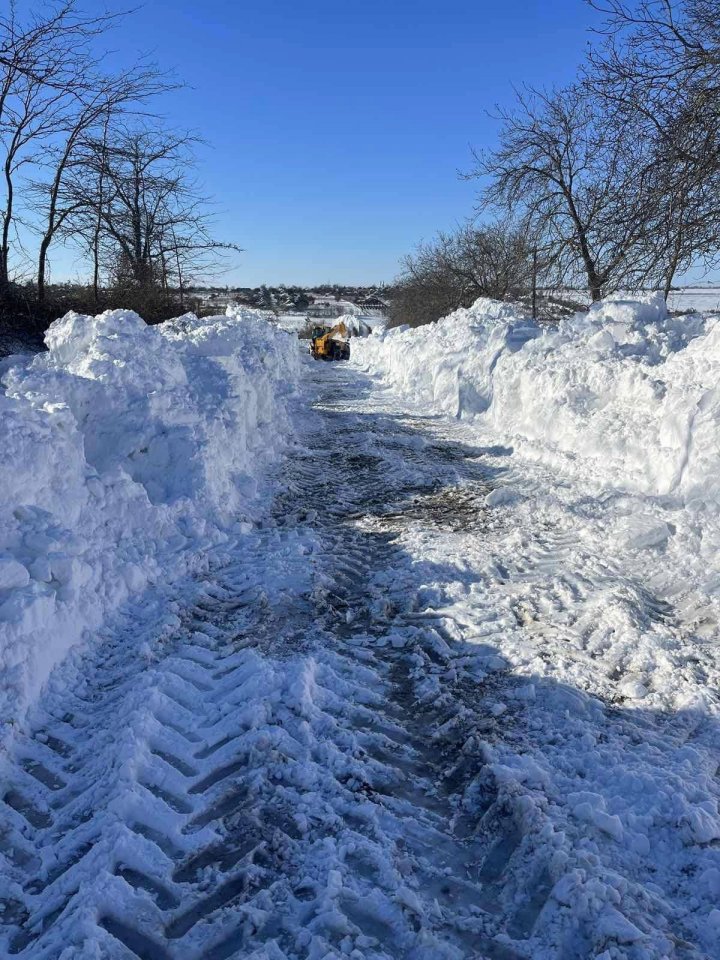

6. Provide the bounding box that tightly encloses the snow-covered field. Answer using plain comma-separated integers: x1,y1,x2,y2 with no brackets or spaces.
548,286,720,315
669,287,720,314
1,293,719,958
0,306,299,744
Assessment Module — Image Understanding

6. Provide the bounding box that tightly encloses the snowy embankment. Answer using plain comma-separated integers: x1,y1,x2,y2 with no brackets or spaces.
352,293,720,504
0,306,299,738
351,292,720,703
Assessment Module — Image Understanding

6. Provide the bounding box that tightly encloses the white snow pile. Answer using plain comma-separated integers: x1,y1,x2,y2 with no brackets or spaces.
340,312,385,336
0,305,299,738
276,312,310,334
352,292,720,502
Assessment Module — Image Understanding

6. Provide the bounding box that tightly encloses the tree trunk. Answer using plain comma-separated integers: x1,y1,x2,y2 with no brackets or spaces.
0,160,13,293
564,189,603,302
37,236,50,303
93,216,101,307
92,110,111,309
663,234,683,302
174,241,184,311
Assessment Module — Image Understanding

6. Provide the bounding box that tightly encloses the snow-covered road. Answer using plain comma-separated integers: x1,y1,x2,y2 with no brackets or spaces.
1,359,718,959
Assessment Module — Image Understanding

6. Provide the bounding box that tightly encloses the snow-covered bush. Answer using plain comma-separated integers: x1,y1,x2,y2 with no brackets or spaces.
0,305,299,737
352,292,720,503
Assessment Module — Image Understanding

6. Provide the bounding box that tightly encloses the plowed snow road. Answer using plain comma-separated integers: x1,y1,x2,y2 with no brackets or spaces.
1,362,717,959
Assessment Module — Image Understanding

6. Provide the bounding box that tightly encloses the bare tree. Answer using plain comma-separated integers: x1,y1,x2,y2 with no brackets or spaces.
389,220,536,327
57,125,240,314
0,3,241,332
588,0,720,149
34,64,173,303
585,0,720,294
0,1,123,293
471,84,665,301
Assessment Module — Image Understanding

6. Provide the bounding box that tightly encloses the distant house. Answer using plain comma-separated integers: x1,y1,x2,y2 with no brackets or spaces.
307,297,360,320
358,294,389,315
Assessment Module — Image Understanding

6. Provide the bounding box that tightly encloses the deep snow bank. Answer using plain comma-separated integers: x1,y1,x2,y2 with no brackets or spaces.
352,294,720,503
0,305,299,736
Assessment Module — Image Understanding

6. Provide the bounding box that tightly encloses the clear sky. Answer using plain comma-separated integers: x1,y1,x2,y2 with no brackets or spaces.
67,0,598,286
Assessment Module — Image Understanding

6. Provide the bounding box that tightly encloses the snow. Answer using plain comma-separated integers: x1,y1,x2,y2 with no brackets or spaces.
276,312,310,334
667,287,720,314
275,312,386,337
342,313,387,336
349,294,720,956
1,293,720,958
548,285,720,315
310,297,360,315
352,292,720,503
0,304,299,742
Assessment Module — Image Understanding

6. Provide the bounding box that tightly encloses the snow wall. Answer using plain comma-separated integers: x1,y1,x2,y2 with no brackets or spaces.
0,306,300,737
352,293,720,504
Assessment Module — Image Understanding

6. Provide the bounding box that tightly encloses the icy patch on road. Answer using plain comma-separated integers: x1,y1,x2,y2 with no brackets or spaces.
0,305,299,740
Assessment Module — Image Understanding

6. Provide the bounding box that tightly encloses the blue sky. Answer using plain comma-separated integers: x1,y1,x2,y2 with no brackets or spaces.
70,0,597,286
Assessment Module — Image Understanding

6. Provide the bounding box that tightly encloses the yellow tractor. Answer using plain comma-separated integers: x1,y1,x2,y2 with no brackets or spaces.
310,321,351,361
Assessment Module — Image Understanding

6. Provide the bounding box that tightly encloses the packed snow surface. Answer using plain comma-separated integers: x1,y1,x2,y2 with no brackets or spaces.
0,305,299,740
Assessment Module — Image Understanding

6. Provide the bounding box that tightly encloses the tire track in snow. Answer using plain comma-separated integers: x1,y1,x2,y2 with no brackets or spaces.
0,363,539,959
1,361,712,959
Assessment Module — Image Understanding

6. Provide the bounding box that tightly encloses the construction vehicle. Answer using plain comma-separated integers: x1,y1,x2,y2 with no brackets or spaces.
310,321,351,361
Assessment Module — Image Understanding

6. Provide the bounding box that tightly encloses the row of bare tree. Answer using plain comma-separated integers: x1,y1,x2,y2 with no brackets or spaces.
1,1,237,328
390,223,540,328
392,0,720,326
